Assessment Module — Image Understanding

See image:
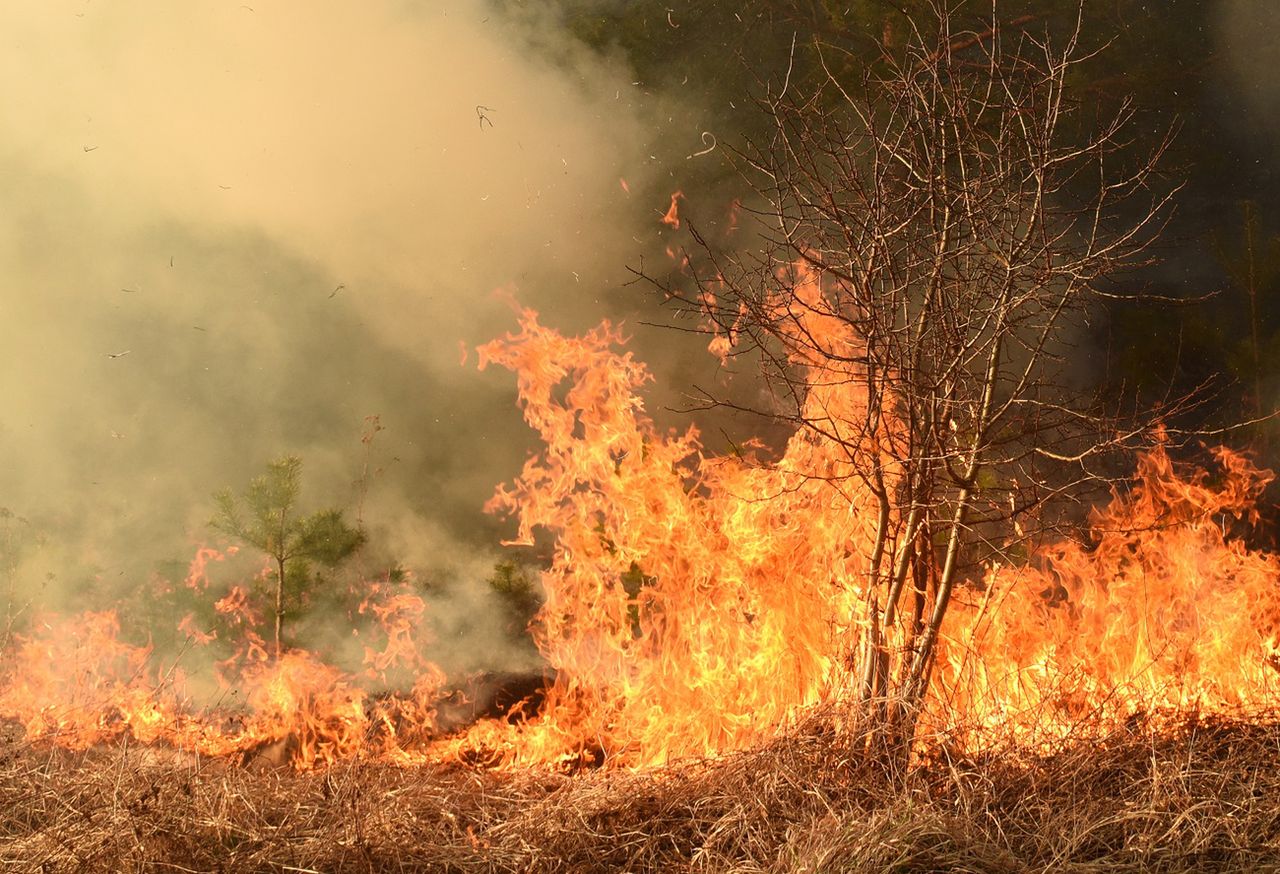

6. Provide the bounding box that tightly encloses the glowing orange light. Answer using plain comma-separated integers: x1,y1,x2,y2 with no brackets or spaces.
3,266,1279,770
660,191,683,229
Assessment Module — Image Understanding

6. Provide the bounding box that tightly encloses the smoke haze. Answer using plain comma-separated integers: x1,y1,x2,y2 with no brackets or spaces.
0,0,709,661
10,0,1272,671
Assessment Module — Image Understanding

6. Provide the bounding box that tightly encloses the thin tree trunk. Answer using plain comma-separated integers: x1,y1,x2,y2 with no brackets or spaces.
858,488,892,703
274,556,286,660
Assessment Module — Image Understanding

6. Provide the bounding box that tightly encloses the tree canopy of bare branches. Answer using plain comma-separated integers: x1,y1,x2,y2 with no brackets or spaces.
646,3,1178,745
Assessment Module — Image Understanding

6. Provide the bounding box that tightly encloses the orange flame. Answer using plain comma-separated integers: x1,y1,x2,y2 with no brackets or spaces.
469,299,882,766
0,562,446,769
465,290,1280,764
934,437,1280,745
3,279,1280,770
660,190,683,229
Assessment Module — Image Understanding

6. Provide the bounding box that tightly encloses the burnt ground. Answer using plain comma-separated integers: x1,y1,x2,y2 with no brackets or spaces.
433,670,551,734
3,713,1280,872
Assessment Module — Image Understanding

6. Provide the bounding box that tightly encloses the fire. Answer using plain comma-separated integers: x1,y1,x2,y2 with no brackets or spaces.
0,551,446,769
0,611,182,751
470,303,874,766
456,300,1280,764
934,438,1280,745
660,190,683,229
2,292,1280,769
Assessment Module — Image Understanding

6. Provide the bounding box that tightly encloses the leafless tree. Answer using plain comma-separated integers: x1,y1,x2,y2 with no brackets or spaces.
645,2,1180,745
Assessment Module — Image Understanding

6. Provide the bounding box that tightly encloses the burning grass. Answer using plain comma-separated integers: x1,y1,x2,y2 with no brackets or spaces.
6,308,1280,869
6,309,1280,774
4,712,1280,872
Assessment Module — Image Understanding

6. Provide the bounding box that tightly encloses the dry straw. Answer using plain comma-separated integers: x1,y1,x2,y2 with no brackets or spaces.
4,710,1280,872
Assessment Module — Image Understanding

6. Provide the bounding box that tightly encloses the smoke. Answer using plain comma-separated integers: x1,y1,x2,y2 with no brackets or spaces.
1216,0,1280,157
0,0,711,665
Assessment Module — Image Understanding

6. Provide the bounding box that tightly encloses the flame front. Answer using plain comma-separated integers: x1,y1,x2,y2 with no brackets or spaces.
2,297,1280,769
935,439,1280,745
469,303,876,766
0,554,446,769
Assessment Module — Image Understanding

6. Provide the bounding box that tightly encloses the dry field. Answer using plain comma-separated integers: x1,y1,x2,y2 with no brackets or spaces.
3,714,1280,873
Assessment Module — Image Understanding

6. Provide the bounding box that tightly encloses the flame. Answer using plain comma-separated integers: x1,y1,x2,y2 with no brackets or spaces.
467,297,883,766
177,612,216,646
463,292,1280,764
0,557,446,769
0,611,182,751
183,544,235,592
3,280,1280,770
660,190,683,229
933,437,1280,745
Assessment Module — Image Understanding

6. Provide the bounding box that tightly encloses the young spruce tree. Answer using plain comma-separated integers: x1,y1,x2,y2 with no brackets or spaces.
211,456,365,659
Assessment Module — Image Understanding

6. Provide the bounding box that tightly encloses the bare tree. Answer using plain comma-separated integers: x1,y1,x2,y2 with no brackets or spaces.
646,3,1178,744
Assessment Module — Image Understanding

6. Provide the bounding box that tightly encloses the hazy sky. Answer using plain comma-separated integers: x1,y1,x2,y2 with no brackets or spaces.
0,1,708,628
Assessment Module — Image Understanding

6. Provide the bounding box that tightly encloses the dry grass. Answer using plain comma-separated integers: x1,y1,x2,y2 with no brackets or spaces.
3,714,1280,872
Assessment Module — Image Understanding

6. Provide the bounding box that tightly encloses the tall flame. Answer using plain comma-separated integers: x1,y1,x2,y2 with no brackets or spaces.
470,302,877,766
2,292,1279,769
935,438,1280,744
